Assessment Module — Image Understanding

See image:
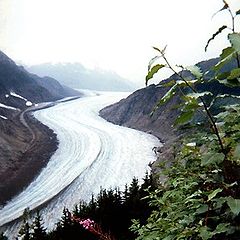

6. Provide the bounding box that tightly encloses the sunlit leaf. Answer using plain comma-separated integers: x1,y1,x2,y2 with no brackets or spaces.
227,68,240,80
175,110,194,125
158,80,176,88
213,57,233,73
185,65,203,79
228,33,240,52
208,188,222,201
227,197,240,215
216,71,231,80
220,46,235,60
205,25,227,51
145,64,165,85
151,83,178,115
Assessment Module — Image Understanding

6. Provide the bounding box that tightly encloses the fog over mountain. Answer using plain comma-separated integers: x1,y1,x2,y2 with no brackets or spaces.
27,63,138,92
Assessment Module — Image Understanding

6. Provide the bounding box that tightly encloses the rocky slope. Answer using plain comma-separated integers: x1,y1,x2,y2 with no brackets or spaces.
0,51,81,205
100,58,240,142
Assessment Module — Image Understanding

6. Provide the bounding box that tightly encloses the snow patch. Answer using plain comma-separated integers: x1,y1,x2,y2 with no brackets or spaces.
10,91,28,101
10,91,34,107
0,115,7,120
0,103,19,111
26,101,33,106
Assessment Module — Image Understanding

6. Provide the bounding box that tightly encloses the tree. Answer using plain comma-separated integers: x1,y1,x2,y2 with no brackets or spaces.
18,208,32,240
31,210,47,240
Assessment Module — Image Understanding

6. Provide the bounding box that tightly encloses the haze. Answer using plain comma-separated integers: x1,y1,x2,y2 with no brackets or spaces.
0,0,239,86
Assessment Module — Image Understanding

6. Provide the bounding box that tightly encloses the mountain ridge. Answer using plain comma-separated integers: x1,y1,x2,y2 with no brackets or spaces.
99,57,240,142
0,51,80,205
26,62,137,92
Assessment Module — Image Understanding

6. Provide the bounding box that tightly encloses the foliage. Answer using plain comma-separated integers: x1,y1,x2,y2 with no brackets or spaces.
132,1,240,239
18,208,47,240
14,174,156,240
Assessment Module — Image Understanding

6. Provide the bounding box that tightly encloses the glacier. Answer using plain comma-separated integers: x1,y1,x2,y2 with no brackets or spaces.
0,91,160,237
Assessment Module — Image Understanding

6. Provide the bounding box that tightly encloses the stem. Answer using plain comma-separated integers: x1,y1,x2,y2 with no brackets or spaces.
160,51,225,154
228,8,235,32
228,8,240,68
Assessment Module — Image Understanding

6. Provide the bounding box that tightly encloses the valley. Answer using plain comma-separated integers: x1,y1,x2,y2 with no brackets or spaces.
0,91,160,238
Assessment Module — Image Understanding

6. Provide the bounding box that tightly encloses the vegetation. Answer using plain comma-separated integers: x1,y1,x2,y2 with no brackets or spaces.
15,174,156,240
2,1,240,239
131,1,240,239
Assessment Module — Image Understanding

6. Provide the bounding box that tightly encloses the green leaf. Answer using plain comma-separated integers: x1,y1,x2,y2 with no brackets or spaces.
157,84,178,105
186,65,203,79
233,144,240,159
145,64,165,85
205,25,227,51
199,226,214,240
195,204,208,214
175,110,194,125
227,68,240,80
228,33,240,53
216,71,231,80
212,47,235,73
213,223,230,235
213,57,233,73
208,188,222,201
220,46,235,60
158,80,176,88
236,9,240,15
227,197,240,215
201,152,225,166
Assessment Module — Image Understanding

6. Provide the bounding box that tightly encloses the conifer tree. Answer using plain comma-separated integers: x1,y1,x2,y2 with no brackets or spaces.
18,208,32,240
31,210,47,240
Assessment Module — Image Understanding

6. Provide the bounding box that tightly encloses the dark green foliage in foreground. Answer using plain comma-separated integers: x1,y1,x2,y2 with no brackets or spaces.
17,173,156,240
131,2,240,239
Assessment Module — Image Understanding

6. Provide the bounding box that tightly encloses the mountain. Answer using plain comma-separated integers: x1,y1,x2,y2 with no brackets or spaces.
0,51,81,204
26,63,137,92
0,52,81,111
99,57,240,143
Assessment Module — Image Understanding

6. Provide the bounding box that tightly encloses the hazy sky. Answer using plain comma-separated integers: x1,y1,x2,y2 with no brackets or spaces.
0,0,239,86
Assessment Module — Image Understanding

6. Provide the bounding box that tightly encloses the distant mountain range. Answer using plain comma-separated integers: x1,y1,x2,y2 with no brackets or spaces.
0,51,80,113
26,63,137,92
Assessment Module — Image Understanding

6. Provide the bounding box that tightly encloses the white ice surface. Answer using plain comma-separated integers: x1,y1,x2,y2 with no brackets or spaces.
0,91,160,236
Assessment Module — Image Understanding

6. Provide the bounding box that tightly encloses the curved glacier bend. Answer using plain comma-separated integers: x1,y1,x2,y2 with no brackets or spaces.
0,91,160,235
